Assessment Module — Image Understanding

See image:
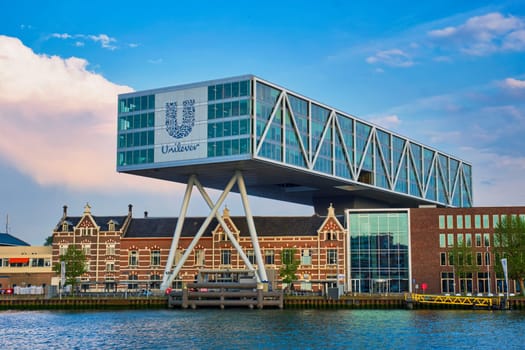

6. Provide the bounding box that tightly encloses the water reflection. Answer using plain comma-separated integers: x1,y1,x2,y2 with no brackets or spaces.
1,309,524,349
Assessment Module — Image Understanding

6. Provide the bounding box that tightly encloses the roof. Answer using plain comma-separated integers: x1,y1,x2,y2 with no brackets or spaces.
124,215,332,238
0,232,30,246
56,216,128,232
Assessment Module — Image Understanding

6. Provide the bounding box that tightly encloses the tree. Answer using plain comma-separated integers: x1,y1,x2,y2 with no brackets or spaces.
494,216,525,296
279,248,300,291
448,240,479,293
53,245,87,290
44,235,53,246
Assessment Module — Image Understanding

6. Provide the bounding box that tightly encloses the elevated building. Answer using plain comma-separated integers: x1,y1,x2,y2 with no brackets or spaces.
116,75,473,290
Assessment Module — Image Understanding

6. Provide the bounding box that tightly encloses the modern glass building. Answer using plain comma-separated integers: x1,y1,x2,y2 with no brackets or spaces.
117,75,473,212
347,209,410,293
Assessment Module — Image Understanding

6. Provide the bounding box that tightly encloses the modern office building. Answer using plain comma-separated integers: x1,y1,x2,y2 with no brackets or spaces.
116,75,473,289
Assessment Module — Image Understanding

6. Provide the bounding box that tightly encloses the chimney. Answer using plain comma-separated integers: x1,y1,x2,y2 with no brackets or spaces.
128,204,133,216
62,205,68,219
144,211,148,218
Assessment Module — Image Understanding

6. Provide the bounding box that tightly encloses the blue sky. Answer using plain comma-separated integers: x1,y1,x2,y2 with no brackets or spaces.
0,0,524,244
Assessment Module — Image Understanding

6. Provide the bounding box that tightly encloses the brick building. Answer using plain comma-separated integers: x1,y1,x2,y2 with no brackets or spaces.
52,204,346,293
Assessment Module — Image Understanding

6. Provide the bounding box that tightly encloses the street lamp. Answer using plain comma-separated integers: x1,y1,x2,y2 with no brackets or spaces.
486,246,491,295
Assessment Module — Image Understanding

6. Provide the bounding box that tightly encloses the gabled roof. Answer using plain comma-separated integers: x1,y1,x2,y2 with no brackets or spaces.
56,216,128,232
124,215,330,238
0,232,30,246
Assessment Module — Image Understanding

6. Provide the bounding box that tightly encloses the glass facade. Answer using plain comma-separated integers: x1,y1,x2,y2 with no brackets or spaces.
117,76,473,208
348,211,409,293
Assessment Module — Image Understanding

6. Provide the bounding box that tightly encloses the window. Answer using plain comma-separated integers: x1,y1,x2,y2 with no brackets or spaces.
327,231,338,240
62,223,68,232
457,234,464,246
194,249,204,266
84,260,90,272
82,244,90,256
129,250,138,267
31,258,46,267
265,250,275,265
465,234,472,247
485,252,491,266
128,274,138,289
447,215,454,229
483,215,489,228
440,252,447,266
475,234,482,247
151,250,161,266
439,215,445,229
492,215,500,228
106,262,115,272
221,250,231,265
456,216,463,229
475,215,481,228
106,243,116,256
59,244,68,256
484,233,490,247
447,234,454,247
108,221,116,231
476,252,483,266
301,249,312,265
150,274,161,289
465,215,471,229
441,272,454,293
246,250,256,265
327,249,337,265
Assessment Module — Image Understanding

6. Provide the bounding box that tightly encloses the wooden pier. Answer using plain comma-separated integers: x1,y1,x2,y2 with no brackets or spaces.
167,282,284,309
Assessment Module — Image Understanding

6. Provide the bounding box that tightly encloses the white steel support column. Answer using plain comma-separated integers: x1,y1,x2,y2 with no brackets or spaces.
163,173,238,290
237,172,268,282
193,176,260,281
161,175,195,290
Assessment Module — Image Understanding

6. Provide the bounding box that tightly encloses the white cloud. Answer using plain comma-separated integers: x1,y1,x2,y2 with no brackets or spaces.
148,58,163,64
365,49,414,67
428,12,525,55
369,114,401,129
503,77,525,89
51,32,117,50
0,35,172,193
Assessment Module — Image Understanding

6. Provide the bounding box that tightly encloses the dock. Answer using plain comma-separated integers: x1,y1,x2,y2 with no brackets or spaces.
167,282,284,309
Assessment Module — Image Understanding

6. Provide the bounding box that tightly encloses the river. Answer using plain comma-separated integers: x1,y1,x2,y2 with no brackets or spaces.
1,309,524,349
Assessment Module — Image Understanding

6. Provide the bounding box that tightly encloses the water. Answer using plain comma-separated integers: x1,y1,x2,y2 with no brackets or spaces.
1,309,524,349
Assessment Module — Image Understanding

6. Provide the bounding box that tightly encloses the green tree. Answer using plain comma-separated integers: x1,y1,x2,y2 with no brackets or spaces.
494,216,525,296
53,245,87,290
43,235,53,246
279,248,299,291
448,239,479,293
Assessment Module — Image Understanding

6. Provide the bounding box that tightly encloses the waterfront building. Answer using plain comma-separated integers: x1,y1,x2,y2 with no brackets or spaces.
116,75,473,289
0,244,53,291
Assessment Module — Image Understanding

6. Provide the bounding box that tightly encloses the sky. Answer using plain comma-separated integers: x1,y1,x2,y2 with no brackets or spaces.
0,0,524,244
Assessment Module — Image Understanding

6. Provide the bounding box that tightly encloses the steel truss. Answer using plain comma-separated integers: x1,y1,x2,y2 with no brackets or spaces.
160,171,268,291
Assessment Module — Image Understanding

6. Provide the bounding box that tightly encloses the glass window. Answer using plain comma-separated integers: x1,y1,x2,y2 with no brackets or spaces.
475,215,481,228
447,234,454,247
246,250,256,264
129,251,138,267
485,252,490,266
221,250,231,265
440,252,447,266
456,216,463,229
457,234,464,246
465,234,472,247
476,252,483,266
240,80,249,96
465,215,471,229
475,234,482,247
301,249,312,265
106,244,116,256
492,215,499,228
194,249,205,266
484,233,490,247
439,215,445,229
327,249,337,265
265,250,275,265
447,215,454,229
439,234,446,248
483,215,490,228
151,250,161,266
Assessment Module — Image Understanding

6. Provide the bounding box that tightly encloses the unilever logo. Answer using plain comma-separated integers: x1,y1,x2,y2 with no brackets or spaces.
165,99,195,139
162,98,200,155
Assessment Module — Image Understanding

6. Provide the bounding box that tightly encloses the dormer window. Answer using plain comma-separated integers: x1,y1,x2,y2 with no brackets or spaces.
108,221,117,232
62,222,68,232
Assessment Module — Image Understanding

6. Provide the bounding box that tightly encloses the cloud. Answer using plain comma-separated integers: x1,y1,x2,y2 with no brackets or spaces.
503,77,525,88
428,12,525,55
148,58,163,64
0,35,172,193
50,32,117,50
365,49,414,67
369,114,401,129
